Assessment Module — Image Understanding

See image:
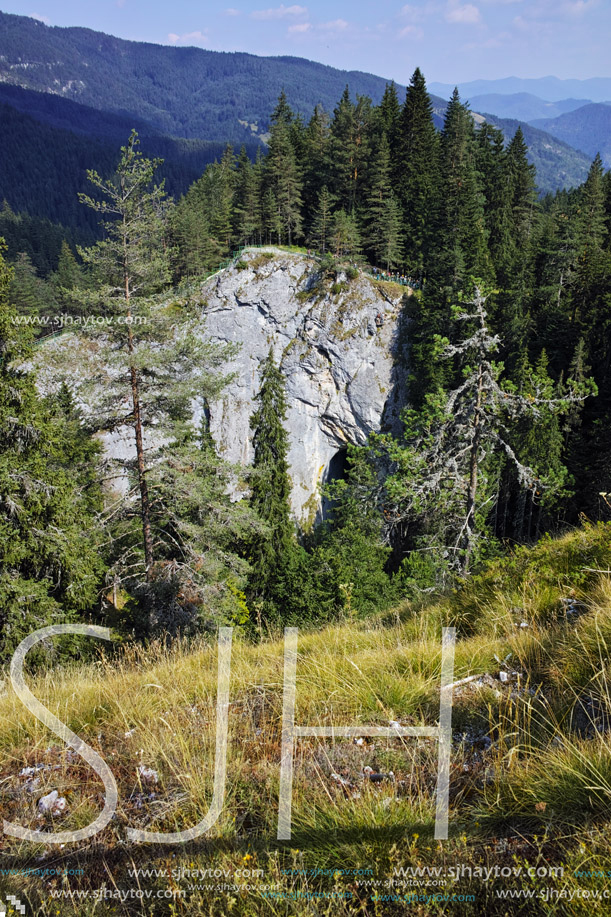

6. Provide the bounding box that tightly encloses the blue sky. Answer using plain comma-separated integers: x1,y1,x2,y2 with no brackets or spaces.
3,0,610,84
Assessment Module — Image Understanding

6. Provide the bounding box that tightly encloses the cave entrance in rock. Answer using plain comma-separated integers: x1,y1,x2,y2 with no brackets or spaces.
320,447,349,523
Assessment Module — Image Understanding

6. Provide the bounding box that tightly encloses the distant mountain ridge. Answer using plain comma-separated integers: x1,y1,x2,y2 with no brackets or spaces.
431,76,611,103
0,7,599,238
530,103,611,167
469,93,591,123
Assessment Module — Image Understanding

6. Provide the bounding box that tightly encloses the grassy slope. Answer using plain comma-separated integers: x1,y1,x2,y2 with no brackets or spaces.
1,523,611,914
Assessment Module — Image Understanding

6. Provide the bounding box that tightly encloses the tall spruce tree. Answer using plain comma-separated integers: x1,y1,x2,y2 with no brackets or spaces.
435,89,491,287
209,145,237,255
303,104,332,233
171,185,216,278
397,68,439,276
328,87,358,214
476,122,513,285
378,81,401,153
248,349,295,614
331,209,362,260
498,127,538,362
364,134,403,269
309,185,336,254
265,93,303,245
234,146,261,247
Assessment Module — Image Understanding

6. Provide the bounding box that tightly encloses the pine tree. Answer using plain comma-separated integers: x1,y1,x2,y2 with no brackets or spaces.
328,87,358,214
233,146,261,247
331,209,362,260
434,89,491,287
171,195,216,278
75,132,235,630
265,93,303,245
51,240,86,315
8,251,53,322
142,419,264,636
209,145,236,255
77,132,169,584
303,105,331,231
476,122,513,284
378,81,401,153
506,127,538,255
309,185,336,254
383,287,593,577
408,90,490,409
353,94,374,212
308,445,396,618
568,155,610,364
262,187,282,244
0,241,104,660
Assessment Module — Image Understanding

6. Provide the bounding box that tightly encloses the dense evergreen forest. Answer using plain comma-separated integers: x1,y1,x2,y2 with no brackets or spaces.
1,69,611,662
0,90,262,245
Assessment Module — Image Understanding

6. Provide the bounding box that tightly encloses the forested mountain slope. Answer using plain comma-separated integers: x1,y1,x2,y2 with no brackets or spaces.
477,113,592,191
531,102,611,167
0,10,428,143
0,87,259,233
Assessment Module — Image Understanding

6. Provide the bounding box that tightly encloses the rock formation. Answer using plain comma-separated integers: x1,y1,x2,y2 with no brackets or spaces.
199,248,407,526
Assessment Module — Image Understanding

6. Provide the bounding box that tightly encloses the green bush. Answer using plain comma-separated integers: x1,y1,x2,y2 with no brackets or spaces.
318,253,336,276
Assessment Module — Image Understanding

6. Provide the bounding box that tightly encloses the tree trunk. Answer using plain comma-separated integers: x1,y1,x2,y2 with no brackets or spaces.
463,362,483,572
124,255,154,582
514,489,527,541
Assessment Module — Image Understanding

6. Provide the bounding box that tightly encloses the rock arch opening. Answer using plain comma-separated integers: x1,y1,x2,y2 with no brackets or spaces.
320,447,349,522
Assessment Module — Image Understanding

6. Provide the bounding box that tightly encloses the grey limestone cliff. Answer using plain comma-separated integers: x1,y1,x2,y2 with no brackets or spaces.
198,248,407,526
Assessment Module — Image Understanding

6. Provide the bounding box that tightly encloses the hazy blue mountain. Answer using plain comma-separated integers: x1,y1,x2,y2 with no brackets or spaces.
479,114,592,191
431,76,611,104
530,103,611,166
469,93,590,123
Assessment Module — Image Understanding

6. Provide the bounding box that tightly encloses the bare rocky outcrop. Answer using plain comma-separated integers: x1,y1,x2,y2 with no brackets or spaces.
199,248,407,526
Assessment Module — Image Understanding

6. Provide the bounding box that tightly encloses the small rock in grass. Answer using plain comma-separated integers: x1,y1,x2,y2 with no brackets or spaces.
38,790,67,816
138,765,159,784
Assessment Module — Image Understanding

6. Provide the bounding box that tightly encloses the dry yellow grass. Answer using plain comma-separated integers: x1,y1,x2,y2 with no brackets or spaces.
2,524,611,915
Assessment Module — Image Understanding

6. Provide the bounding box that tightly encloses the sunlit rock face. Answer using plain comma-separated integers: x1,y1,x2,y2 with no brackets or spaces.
199,248,407,527
34,248,409,527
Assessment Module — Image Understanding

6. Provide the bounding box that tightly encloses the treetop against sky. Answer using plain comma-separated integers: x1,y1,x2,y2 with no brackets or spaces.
3,0,609,85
